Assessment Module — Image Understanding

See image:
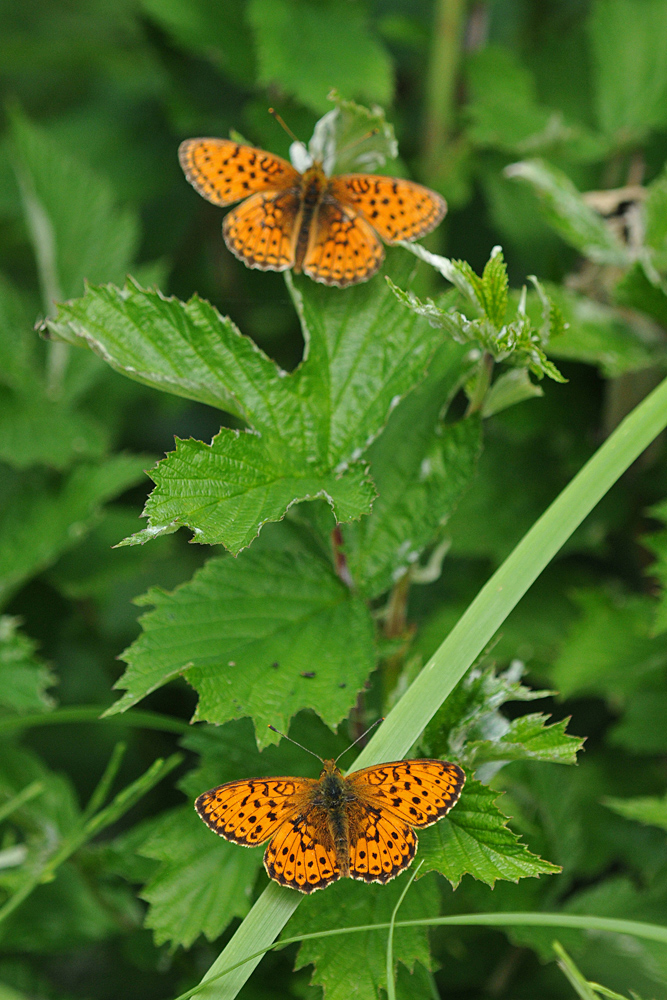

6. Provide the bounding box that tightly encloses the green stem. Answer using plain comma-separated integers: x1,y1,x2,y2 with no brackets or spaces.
193,373,667,999
0,706,191,736
172,911,667,1000
423,0,467,183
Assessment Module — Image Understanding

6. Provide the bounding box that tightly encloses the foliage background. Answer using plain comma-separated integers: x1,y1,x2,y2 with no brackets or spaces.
2,1,667,998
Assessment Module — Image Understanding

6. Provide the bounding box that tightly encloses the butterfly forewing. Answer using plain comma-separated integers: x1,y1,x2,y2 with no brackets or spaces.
195,776,317,847
179,138,300,207
348,759,465,828
331,175,447,244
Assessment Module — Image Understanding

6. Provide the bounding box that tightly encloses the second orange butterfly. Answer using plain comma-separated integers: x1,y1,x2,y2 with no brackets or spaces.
179,137,446,287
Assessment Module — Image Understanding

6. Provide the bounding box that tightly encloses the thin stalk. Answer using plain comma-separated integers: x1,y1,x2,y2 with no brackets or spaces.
172,911,667,1000
386,862,423,1000
423,0,467,183
0,782,43,825
0,706,191,736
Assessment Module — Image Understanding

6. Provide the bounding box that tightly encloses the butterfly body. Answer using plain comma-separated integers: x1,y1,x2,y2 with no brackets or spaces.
179,137,446,287
196,757,464,893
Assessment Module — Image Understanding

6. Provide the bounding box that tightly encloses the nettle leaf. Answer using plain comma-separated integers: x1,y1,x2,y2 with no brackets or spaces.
287,873,438,1000
504,159,630,266
47,255,443,554
391,246,566,383
138,805,262,948
0,456,149,607
0,616,56,715
106,529,375,741
345,340,480,597
418,779,560,888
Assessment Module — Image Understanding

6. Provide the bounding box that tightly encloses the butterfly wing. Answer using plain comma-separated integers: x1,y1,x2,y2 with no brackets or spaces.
222,189,301,271
195,776,316,847
301,197,384,287
330,175,446,244
179,138,301,207
264,807,341,893
347,799,417,884
348,759,465,828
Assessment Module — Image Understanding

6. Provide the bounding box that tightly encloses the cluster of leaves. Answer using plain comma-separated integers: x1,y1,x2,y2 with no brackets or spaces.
2,2,667,1000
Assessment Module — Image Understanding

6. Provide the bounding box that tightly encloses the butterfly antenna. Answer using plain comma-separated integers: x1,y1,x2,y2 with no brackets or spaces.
268,109,308,150
268,725,324,763
334,718,384,765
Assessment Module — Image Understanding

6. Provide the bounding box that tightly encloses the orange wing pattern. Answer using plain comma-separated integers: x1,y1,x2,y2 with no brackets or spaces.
302,199,385,287
179,138,300,207
265,809,340,892
347,801,417,883
349,759,465,828
195,776,315,846
331,175,447,244
222,189,300,271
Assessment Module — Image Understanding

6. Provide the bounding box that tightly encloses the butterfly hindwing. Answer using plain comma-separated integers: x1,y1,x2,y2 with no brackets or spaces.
264,809,340,893
223,189,301,271
302,198,384,287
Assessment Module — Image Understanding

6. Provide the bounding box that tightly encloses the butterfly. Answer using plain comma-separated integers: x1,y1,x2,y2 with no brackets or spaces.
178,136,447,288
195,753,465,893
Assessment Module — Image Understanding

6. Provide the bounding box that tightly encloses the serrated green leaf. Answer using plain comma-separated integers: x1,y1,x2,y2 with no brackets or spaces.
345,341,479,597
129,429,375,554
466,714,584,768
308,94,397,175
47,256,443,553
138,806,262,948
480,248,509,327
505,159,630,266
0,617,55,716
107,531,375,743
287,874,437,1000
247,0,393,115
603,794,667,832
418,778,560,888
0,455,149,607
643,499,667,634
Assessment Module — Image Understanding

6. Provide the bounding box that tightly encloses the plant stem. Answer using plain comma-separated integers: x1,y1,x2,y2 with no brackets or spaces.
423,0,467,184
194,373,667,999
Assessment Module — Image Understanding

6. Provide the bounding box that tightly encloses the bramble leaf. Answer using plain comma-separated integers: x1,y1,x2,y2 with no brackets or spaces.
287,873,438,1000
418,779,561,888
0,617,55,716
107,529,375,742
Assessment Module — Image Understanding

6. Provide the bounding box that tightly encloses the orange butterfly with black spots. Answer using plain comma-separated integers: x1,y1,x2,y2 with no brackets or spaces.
196,754,465,893
179,136,446,288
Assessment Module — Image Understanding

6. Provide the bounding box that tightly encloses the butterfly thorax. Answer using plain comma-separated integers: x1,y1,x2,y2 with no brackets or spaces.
312,760,356,876
293,164,329,272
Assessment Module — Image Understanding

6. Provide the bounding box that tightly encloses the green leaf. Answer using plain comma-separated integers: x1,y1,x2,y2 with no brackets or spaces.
588,0,667,140
603,794,667,832
466,714,584,769
643,498,667,634
127,428,375,554
480,247,509,327
505,159,630,266
482,368,543,417
609,690,667,754
247,0,393,115
287,874,437,1000
543,286,664,377
10,109,139,304
0,456,149,607
107,530,376,743
465,46,591,156
418,779,560,888
47,257,444,552
138,806,262,948
345,341,479,597
614,261,667,328
0,617,55,716
551,589,667,700
308,93,398,175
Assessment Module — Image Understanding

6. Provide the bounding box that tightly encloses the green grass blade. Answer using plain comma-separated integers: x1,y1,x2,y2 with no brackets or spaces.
192,373,667,999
